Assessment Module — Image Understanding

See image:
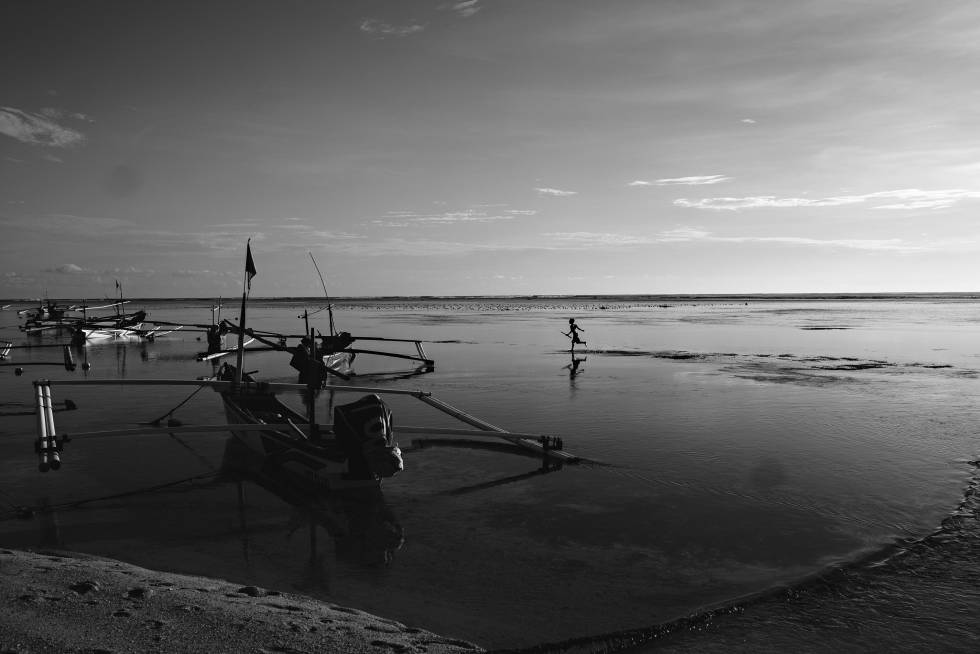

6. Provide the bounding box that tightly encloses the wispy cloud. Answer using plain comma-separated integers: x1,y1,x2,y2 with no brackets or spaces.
40,107,94,123
359,18,425,38
545,232,655,246
676,189,980,211
630,175,732,187
446,1,482,18
535,187,578,197
541,228,926,253
0,107,87,147
663,230,918,252
172,269,237,279
46,263,85,274
373,207,535,227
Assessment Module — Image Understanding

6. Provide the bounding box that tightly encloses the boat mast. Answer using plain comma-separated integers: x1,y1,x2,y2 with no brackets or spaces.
234,240,256,387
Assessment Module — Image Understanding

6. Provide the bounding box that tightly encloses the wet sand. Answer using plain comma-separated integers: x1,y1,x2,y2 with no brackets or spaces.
0,548,483,654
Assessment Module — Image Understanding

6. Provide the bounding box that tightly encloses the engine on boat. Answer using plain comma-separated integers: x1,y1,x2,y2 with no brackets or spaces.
333,394,403,479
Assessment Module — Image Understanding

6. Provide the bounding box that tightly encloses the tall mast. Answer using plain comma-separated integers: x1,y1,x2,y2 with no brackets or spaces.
234,240,256,387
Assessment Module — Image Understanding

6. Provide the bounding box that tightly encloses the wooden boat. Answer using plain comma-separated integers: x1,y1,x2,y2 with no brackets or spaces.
30,243,577,490
214,363,402,490
72,310,147,341
19,300,79,333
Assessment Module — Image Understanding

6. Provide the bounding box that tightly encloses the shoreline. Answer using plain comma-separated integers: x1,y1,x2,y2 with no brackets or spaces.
0,547,484,654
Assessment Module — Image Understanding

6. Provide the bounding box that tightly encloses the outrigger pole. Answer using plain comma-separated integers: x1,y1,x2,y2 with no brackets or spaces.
32,378,580,469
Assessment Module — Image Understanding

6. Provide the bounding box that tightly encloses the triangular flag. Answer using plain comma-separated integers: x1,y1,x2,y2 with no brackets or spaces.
245,242,257,290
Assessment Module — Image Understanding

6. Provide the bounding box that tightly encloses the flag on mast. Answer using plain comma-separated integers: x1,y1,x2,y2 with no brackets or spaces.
245,241,257,290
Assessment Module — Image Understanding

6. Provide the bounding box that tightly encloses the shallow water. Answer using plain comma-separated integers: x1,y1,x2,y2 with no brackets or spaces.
1,296,978,650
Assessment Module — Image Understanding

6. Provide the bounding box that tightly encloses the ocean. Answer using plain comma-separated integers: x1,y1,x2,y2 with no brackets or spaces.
1,296,978,652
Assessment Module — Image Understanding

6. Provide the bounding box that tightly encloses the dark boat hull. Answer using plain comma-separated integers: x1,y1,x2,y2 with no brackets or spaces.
220,384,381,491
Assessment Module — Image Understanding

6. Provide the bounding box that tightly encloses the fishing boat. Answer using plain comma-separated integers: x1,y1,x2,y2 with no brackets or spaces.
19,300,79,332
30,242,577,492
72,310,147,341
20,296,145,339
214,362,403,490
70,284,149,341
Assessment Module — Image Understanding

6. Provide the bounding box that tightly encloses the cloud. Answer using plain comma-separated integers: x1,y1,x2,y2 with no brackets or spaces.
675,196,862,210
535,187,578,197
360,18,425,37
741,118,756,124
631,175,732,187
0,107,86,147
676,189,980,211
373,207,532,226
656,227,712,241
47,264,85,274
544,232,657,246
653,227,920,252
172,269,236,278
447,1,482,18
540,227,925,253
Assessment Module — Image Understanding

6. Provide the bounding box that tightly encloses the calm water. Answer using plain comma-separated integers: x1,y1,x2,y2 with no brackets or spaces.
1,296,979,651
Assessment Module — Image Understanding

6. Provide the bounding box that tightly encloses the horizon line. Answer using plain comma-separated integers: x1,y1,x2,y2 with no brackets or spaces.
5,291,980,303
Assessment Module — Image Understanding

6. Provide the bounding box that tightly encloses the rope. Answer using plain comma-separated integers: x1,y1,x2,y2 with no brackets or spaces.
0,472,221,522
143,384,209,426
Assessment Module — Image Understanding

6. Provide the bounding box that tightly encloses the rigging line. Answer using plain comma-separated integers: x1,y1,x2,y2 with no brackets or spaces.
143,384,209,426
165,431,219,472
0,486,27,510
42,472,220,514
0,473,222,523
309,251,336,335
309,251,330,299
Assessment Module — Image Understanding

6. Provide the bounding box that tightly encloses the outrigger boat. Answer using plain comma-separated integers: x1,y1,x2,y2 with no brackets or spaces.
70,284,149,341
32,242,576,491
21,300,146,339
19,299,79,332
32,372,577,479
71,310,148,341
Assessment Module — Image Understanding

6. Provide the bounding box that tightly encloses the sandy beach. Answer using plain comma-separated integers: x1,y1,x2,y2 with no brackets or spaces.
0,548,484,654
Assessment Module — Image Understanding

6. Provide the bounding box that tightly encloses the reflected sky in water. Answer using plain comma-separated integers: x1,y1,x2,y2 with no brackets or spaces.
1,297,979,648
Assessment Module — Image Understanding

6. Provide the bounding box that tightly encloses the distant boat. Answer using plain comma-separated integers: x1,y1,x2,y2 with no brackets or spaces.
72,310,147,342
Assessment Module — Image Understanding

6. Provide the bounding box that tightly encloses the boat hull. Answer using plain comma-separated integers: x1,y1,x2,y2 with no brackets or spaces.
220,385,380,491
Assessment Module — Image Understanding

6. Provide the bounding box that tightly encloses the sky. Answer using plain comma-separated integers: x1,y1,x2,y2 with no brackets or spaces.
3,0,980,299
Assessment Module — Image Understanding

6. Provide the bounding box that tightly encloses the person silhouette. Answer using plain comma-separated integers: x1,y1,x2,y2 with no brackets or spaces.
564,318,586,351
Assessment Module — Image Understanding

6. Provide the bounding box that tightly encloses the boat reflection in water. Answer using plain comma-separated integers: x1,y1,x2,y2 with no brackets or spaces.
218,406,404,569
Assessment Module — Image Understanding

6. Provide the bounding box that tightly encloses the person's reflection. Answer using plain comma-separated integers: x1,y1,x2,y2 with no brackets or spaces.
564,353,586,380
